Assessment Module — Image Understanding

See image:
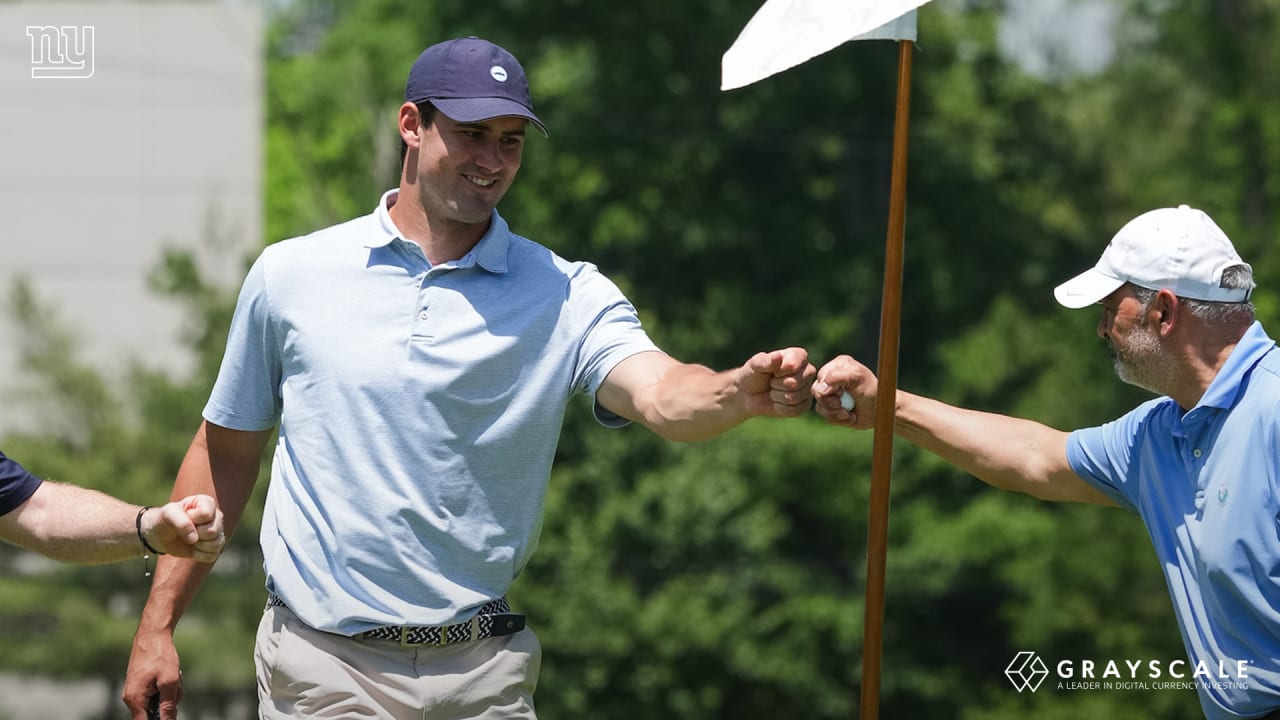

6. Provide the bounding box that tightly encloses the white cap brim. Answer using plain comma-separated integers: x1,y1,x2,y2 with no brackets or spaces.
1053,268,1125,309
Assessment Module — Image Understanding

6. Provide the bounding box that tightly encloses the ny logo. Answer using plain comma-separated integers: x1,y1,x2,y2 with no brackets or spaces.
27,25,95,79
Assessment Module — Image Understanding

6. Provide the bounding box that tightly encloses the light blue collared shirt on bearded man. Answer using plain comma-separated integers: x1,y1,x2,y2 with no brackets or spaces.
1069,321,1280,720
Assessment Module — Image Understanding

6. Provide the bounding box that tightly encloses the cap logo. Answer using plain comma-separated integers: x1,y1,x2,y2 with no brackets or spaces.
489,65,508,82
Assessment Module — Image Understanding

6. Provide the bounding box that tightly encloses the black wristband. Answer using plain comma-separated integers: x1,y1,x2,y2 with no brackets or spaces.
135,506,166,556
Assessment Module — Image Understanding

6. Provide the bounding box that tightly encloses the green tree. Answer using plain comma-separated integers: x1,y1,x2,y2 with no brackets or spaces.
5,0,1278,718
0,251,267,720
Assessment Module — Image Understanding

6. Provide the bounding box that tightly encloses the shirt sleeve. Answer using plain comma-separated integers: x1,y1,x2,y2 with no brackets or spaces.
203,254,284,431
566,265,660,428
1065,398,1168,513
0,450,43,516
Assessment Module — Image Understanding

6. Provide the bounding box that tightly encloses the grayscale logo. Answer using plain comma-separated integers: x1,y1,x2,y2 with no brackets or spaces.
1006,651,1050,692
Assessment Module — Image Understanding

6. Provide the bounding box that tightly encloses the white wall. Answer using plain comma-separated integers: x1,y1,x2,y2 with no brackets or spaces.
0,0,262,434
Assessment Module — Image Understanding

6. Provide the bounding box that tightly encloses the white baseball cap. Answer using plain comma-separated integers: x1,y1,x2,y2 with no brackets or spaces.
1053,205,1253,309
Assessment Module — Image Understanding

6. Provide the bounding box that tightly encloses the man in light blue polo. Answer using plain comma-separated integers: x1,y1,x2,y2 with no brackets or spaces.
811,205,1280,719
122,36,816,720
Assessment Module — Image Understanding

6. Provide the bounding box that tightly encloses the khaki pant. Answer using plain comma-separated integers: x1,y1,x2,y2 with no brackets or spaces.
255,604,540,719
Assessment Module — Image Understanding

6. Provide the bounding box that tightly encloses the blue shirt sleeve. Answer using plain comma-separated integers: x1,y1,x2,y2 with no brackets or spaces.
204,254,284,431
567,265,660,428
1065,397,1169,513
0,450,43,516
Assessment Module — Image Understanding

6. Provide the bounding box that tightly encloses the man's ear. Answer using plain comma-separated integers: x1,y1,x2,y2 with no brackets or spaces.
1153,289,1180,335
398,102,422,147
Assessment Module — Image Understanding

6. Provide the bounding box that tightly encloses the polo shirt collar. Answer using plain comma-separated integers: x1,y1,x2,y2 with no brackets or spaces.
365,189,401,249
467,213,512,274
363,189,511,274
1195,321,1276,411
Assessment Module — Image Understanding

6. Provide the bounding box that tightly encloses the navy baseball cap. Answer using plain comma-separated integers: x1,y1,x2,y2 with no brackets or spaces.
405,36,548,138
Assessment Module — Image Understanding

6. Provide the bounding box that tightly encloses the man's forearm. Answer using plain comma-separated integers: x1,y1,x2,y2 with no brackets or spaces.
0,482,151,563
138,421,269,630
894,391,1111,504
641,363,748,442
137,553,220,635
599,348,813,443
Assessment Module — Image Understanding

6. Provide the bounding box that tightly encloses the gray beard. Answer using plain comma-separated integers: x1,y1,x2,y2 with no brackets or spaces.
1111,326,1175,396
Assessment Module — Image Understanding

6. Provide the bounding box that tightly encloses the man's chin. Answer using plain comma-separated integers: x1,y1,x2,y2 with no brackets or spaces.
450,199,500,223
1114,363,1162,395
1113,357,1138,383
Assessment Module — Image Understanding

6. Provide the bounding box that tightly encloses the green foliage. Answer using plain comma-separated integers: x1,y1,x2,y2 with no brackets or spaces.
520,416,870,719
1,262,265,719
5,0,1279,718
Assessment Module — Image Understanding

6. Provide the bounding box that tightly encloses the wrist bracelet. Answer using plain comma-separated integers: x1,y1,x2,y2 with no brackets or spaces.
135,506,166,556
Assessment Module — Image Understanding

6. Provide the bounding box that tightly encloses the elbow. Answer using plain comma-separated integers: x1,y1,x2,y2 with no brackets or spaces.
980,464,1061,502
1011,465,1071,503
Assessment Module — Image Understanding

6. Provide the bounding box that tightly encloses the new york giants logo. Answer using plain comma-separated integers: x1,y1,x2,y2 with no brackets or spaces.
27,25,95,79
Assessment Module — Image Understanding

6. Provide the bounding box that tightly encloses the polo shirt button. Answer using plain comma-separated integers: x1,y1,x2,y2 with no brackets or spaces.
1193,448,1203,458
419,311,428,320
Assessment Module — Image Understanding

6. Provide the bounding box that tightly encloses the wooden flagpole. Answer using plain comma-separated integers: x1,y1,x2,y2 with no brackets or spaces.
859,38,913,720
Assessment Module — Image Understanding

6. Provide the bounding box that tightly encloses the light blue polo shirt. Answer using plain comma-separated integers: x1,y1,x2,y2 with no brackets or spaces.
205,190,659,634
1068,322,1280,719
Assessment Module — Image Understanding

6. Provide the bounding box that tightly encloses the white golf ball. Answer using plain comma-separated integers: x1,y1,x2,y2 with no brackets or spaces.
840,391,855,411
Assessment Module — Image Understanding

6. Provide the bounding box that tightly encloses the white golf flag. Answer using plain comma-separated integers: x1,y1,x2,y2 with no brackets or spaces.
721,0,928,90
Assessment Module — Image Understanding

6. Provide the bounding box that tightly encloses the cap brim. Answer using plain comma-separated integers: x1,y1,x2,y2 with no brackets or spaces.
431,97,549,138
1053,268,1125,309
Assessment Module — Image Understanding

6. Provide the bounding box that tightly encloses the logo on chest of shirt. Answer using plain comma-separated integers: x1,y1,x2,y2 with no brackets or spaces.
1217,482,1229,506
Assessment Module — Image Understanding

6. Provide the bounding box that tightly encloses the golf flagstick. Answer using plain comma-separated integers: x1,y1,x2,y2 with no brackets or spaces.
860,38,912,720
720,3,927,717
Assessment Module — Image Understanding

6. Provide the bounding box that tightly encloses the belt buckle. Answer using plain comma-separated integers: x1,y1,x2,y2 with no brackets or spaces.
396,624,451,647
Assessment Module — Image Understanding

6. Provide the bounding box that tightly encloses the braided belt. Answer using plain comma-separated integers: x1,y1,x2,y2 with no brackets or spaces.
266,594,525,647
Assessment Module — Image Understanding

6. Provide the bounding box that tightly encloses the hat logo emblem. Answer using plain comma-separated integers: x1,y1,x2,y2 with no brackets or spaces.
489,65,508,82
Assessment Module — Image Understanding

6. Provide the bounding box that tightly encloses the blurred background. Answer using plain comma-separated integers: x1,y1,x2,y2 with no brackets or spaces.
1,0,1276,718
